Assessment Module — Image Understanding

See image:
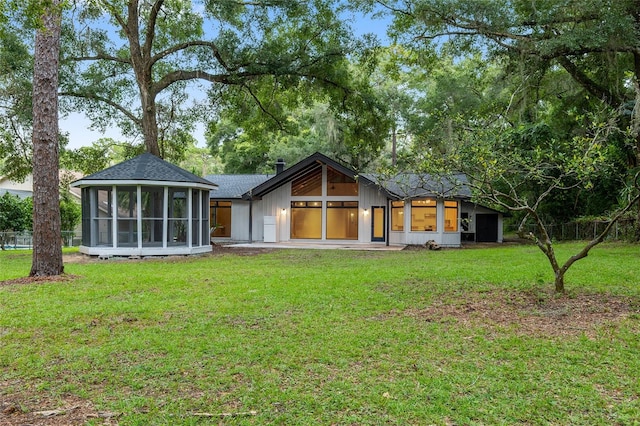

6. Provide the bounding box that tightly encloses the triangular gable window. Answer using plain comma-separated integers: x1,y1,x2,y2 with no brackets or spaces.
327,166,358,196
291,165,322,196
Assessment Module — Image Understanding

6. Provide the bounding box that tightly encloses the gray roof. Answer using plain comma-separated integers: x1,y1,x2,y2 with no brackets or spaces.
72,153,217,188
362,173,471,199
205,174,273,199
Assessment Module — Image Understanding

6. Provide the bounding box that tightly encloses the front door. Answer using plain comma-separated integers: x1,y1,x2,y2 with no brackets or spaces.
371,206,385,242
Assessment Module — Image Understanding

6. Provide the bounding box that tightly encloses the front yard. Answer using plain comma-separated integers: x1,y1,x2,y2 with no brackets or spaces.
1,243,639,425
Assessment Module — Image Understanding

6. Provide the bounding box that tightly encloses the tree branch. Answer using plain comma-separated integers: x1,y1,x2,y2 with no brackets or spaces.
60,91,141,126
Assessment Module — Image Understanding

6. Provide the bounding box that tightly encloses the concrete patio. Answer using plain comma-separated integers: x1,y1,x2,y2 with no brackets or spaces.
222,242,406,251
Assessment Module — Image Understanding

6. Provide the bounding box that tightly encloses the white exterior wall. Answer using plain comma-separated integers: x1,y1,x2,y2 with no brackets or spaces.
230,201,251,242
251,179,389,243
252,183,291,242
358,183,389,243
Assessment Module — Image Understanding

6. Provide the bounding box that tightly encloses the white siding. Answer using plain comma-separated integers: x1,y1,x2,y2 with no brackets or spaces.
358,182,389,243
230,201,251,242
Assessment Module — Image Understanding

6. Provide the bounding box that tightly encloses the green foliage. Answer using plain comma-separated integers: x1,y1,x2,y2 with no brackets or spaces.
60,0,366,159
0,192,30,249
59,196,80,232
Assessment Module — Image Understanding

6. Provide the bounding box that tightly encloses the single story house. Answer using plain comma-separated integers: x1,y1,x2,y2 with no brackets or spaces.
206,152,503,247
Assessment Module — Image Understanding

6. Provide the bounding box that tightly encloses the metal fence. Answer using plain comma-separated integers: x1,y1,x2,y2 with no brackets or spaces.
0,231,81,249
506,218,637,242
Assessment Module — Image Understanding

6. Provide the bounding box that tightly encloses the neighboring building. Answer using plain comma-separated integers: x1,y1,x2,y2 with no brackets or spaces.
0,174,35,200
206,152,504,247
71,153,218,257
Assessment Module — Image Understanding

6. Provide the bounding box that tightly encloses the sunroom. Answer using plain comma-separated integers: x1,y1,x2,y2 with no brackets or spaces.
71,153,218,257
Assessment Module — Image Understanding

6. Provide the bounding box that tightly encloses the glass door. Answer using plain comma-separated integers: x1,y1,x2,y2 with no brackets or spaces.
371,206,385,242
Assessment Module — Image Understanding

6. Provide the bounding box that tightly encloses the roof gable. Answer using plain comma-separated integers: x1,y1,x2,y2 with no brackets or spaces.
248,152,376,198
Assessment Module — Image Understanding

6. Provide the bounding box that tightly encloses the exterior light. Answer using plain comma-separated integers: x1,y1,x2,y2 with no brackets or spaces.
281,208,287,215
363,208,369,215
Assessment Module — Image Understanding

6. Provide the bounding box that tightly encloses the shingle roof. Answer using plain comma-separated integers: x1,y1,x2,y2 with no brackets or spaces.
205,174,273,199
362,173,471,199
72,153,217,188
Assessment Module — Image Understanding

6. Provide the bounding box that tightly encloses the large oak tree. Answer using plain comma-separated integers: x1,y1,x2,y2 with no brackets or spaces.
61,0,360,159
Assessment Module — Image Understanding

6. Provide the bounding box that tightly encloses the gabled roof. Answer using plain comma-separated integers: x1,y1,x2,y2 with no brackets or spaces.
205,174,273,199
364,173,472,200
247,152,379,199
71,153,218,190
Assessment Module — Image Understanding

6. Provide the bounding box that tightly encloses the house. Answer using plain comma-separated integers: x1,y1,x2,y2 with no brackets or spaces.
71,153,218,257
0,174,36,200
206,152,503,247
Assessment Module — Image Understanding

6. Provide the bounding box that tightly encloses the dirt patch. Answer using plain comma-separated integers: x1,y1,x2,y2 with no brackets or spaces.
404,290,640,338
0,393,118,426
0,274,79,288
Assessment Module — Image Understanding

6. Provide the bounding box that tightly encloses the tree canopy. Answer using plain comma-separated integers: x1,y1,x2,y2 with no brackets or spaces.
60,0,369,160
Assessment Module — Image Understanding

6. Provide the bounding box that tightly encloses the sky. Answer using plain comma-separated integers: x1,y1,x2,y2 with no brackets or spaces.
59,9,392,150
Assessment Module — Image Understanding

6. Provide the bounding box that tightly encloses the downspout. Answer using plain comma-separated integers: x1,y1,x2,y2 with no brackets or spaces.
248,189,253,243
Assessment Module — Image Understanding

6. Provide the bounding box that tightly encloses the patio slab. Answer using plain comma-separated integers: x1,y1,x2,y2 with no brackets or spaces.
223,242,406,251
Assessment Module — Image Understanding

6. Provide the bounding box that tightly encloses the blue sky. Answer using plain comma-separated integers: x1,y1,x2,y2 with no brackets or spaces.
60,9,392,150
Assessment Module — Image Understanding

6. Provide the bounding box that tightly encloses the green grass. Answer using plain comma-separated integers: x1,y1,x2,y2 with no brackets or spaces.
1,243,639,425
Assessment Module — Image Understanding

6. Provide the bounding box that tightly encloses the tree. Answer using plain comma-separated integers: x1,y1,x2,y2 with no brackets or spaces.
0,22,35,181
61,0,362,159
406,106,640,293
0,192,30,250
30,0,63,276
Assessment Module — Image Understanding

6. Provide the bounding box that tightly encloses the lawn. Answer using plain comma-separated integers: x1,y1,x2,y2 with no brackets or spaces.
1,243,639,425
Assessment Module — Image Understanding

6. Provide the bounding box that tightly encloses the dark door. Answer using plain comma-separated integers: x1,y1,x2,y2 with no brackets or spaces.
371,206,385,242
476,214,498,242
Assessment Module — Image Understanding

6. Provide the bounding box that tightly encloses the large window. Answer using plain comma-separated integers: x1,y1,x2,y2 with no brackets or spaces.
291,166,322,196
291,201,322,239
210,201,232,237
391,201,404,231
326,201,358,240
444,200,458,232
411,199,437,232
327,166,358,196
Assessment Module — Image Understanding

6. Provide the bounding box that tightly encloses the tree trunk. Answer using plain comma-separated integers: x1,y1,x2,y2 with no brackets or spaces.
30,0,64,277
554,270,566,293
141,93,161,157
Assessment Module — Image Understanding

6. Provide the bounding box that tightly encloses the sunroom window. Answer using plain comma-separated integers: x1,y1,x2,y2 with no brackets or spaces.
411,199,437,231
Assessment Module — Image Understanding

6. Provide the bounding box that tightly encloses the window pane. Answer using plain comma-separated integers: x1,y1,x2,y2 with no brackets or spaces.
142,187,164,218
391,201,404,231
291,166,322,196
326,203,358,240
291,203,322,239
168,219,188,245
142,219,164,247
117,187,137,218
411,199,437,231
445,200,458,232
169,189,187,219
327,166,358,196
